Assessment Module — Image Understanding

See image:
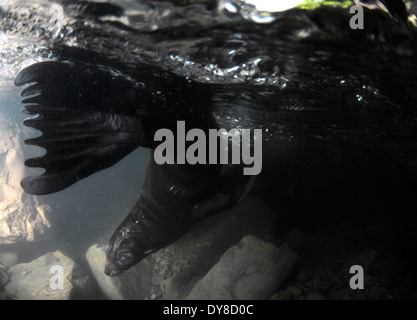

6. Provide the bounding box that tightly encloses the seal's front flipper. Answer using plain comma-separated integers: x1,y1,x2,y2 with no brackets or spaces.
15,61,143,195
191,166,257,221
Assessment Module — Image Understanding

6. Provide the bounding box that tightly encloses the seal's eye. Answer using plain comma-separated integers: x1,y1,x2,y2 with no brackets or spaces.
117,253,133,266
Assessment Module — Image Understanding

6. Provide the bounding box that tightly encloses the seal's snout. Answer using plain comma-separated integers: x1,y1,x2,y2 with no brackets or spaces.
104,263,112,276
104,261,123,277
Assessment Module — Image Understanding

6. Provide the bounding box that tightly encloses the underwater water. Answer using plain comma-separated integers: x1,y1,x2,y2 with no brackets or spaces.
1,0,417,300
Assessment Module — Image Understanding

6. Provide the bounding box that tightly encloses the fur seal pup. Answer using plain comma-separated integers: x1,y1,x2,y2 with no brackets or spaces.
14,57,255,275
13,3,417,276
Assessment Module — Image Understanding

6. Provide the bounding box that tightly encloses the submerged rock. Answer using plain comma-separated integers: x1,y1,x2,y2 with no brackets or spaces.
0,118,51,245
4,250,94,300
161,197,278,299
186,235,298,300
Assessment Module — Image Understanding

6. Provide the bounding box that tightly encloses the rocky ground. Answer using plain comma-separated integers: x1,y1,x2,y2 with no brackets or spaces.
1,191,417,300
1,195,298,300
273,218,417,300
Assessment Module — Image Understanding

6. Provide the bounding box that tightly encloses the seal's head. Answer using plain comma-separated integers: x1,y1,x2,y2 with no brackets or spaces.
104,214,156,276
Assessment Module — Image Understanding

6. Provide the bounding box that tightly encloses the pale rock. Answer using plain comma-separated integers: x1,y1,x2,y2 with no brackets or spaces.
4,250,94,299
186,235,298,300
163,197,278,299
